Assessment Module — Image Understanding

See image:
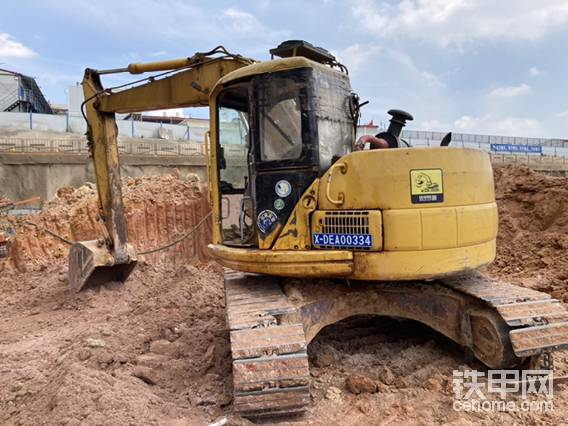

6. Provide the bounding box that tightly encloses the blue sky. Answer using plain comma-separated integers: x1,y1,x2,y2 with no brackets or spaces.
1,0,568,138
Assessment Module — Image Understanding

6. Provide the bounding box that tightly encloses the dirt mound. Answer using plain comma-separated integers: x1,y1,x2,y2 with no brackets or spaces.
1,172,211,272
485,165,568,300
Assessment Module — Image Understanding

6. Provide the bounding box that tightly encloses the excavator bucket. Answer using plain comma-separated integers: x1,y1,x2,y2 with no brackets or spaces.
68,240,137,292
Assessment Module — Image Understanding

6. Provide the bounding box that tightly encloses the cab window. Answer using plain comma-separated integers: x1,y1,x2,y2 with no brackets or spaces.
258,77,304,162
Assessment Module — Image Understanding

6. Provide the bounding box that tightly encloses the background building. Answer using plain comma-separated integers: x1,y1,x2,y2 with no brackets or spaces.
0,69,52,114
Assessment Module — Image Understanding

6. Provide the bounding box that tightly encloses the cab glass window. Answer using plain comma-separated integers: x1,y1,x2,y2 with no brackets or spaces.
258,78,303,161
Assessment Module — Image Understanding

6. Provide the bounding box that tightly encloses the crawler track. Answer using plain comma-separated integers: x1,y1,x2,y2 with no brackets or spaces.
225,270,568,418
444,275,568,360
225,271,310,418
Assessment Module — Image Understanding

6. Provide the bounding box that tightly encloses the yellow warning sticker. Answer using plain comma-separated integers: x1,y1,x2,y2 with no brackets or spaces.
410,169,444,203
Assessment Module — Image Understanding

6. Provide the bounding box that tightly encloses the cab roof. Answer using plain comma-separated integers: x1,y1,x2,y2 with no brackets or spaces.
213,56,348,94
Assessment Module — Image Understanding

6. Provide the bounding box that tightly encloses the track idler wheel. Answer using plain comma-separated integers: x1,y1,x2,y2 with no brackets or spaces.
467,309,521,369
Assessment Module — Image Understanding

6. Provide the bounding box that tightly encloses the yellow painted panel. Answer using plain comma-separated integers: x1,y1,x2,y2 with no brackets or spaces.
351,240,496,281
209,244,353,263
382,210,422,251
208,244,353,278
214,259,353,278
456,203,498,246
273,180,319,250
383,203,497,252
420,208,457,250
215,57,343,91
210,238,494,282
318,147,494,210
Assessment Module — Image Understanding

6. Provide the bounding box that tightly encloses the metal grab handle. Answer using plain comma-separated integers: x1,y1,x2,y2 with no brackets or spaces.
204,131,212,205
326,162,347,205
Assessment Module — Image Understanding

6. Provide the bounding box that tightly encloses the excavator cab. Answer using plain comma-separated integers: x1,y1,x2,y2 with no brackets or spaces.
216,51,354,250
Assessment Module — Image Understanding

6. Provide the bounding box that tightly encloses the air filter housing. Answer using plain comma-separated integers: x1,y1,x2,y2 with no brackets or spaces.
270,40,336,65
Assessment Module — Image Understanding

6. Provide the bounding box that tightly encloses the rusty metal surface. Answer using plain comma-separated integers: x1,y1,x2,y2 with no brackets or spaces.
225,270,310,419
292,280,464,347
233,353,310,392
68,240,137,292
443,274,568,357
233,387,310,418
230,324,306,358
510,323,568,357
284,273,568,367
444,274,552,305
225,269,568,417
497,300,568,326
285,277,518,368
224,272,296,330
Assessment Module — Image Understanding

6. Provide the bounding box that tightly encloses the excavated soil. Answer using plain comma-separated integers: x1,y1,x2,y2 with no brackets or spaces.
0,165,567,425
486,165,568,301
1,171,211,272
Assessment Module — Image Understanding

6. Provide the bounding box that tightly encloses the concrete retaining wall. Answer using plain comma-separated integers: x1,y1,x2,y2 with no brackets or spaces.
0,153,207,201
3,149,566,203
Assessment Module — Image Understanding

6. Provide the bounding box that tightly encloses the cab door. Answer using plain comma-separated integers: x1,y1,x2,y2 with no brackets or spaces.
250,70,319,248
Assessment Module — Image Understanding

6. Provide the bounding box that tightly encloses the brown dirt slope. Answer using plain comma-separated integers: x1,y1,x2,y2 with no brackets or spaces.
1,172,211,272
486,165,568,300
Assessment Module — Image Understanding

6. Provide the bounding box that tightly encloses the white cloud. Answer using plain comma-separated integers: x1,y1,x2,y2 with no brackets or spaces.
417,119,451,131
148,50,168,57
0,33,36,59
388,49,444,87
36,72,80,86
221,7,289,41
351,0,568,48
487,83,531,98
454,115,543,136
223,8,261,34
556,110,568,118
39,1,289,54
217,7,290,52
529,66,543,77
333,44,380,73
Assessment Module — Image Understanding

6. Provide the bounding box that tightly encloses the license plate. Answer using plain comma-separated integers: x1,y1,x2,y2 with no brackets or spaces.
312,233,373,248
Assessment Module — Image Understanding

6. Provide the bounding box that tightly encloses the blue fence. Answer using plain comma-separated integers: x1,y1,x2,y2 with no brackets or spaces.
490,144,542,154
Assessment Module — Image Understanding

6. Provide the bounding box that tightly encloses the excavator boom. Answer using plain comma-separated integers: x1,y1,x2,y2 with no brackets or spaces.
69,48,254,291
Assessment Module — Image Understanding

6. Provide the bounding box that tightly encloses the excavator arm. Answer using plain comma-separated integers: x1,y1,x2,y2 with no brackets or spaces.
69,48,254,291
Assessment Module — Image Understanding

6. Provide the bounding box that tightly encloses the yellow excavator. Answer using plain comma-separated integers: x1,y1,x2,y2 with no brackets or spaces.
70,41,568,418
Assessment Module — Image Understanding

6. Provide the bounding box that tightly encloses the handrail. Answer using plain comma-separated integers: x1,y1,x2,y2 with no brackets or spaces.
204,131,212,205
325,162,347,205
